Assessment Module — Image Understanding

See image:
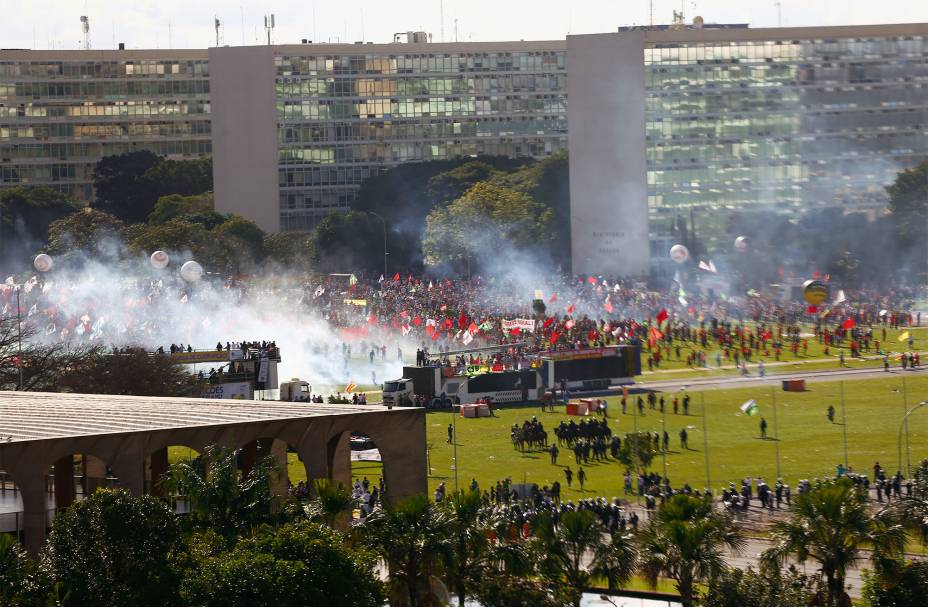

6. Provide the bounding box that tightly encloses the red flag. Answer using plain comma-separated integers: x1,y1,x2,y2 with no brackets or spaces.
509,328,520,336
807,305,818,314
442,318,453,330
603,297,613,313
393,272,401,282
548,293,558,303
588,329,597,341
367,314,377,325
648,326,663,348
458,313,467,329
842,318,855,330
425,325,435,336
468,322,479,335
566,303,576,315
812,270,820,279
656,308,668,324
587,276,597,284
431,330,440,341
412,316,422,327
824,273,830,283
543,317,555,328
549,331,560,345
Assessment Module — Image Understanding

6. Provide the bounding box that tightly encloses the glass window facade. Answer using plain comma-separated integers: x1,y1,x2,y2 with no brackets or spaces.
274,50,568,231
0,57,211,200
644,35,928,245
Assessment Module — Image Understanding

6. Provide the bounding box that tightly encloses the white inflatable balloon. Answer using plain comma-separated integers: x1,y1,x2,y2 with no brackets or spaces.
150,250,170,269
734,236,749,252
669,244,690,264
33,253,53,273
180,260,203,283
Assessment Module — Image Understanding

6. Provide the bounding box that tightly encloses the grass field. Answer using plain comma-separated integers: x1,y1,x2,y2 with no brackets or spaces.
420,373,928,502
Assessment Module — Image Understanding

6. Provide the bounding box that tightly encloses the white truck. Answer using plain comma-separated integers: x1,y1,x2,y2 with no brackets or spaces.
279,378,311,401
381,365,543,408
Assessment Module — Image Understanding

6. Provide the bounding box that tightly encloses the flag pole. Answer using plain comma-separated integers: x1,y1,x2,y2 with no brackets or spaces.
701,391,711,493
633,402,640,506
771,385,781,479
840,381,849,469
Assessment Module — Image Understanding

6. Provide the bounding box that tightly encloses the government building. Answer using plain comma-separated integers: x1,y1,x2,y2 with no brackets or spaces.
1,22,926,276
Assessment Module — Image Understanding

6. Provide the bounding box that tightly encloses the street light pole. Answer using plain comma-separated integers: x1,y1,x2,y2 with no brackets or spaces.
368,211,388,280
840,381,848,469
898,401,928,477
661,396,667,483
16,286,23,391
771,385,781,479
451,376,475,493
701,391,711,493
902,376,911,475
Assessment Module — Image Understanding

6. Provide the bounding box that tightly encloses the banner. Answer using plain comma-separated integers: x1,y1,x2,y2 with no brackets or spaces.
502,318,535,333
171,350,231,364
343,298,368,306
539,347,619,361
200,382,251,400
257,356,269,384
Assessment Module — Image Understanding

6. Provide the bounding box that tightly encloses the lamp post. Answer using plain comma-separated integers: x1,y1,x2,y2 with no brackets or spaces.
450,375,476,493
368,211,388,280
701,391,711,493
840,381,848,469
898,400,928,477
770,385,781,479
15,285,23,391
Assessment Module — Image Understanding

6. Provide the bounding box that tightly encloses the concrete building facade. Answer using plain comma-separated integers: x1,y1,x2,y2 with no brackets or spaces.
568,22,928,276
0,392,427,554
0,49,211,201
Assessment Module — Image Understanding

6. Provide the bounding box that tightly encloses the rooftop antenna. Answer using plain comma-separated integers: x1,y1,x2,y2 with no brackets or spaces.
168,20,173,48
440,0,444,42
79,15,90,50
454,18,458,42
215,16,222,47
239,6,245,45
264,13,275,45
649,0,654,28
775,0,782,26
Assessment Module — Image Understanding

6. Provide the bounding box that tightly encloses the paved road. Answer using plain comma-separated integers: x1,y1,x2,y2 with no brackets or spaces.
635,365,928,393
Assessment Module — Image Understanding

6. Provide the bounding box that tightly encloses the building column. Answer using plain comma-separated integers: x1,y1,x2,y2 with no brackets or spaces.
149,448,169,496
370,415,428,503
326,432,352,490
19,475,47,555
53,455,75,509
112,452,145,496
240,440,258,477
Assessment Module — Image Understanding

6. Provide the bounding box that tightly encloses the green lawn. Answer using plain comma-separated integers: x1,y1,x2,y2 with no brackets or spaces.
424,374,928,502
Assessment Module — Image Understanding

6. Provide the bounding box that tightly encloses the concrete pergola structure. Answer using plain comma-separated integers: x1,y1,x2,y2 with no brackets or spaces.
0,391,426,553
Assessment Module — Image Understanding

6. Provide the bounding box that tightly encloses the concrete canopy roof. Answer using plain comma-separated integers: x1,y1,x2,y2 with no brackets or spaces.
0,391,385,443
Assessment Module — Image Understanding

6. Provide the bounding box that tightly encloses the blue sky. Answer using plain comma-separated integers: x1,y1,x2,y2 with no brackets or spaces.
4,0,928,50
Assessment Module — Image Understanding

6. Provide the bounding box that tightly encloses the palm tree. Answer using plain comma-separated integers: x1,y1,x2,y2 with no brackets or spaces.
306,478,355,529
359,493,451,607
892,459,928,546
533,509,637,607
158,443,279,539
638,493,745,607
762,478,905,607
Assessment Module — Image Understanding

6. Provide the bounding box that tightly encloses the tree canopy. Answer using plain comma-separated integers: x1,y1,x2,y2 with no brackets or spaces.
422,181,553,272
0,186,79,269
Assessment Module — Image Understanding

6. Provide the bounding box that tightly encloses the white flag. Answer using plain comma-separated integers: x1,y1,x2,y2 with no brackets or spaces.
833,290,846,305
461,331,474,346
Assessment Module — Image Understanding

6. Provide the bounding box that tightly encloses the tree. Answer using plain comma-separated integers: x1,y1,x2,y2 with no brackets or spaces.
158,444,282,540
263,231,316,273
125,219,243,273
888,160,928,259
45,209,125,258
214,215,266,261
312,211,381,274
438,489,504,607
861,560,928,607
180,522,383,607
427,160,501,203
0,533,51,606
638,494,745,607
42,489,181,607
92,151,163,223
422,182,553,272
359,493,451,607
353,156,533,272
616,431,658,471
0,187,79,268
892,458,928,546
305,478,355,529
58,347,204,396
532,509,637,607
761,478,905,607
0,312,94,392
141,157,213,198
702,566,819,607
148,193,214,225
